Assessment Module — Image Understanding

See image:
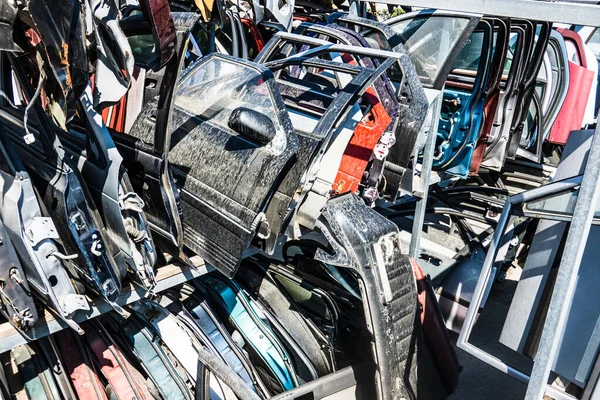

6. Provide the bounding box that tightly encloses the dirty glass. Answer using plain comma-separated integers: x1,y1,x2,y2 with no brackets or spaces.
128,34,160,69
451,30,484,73
388,16,470,86
175,57,285,144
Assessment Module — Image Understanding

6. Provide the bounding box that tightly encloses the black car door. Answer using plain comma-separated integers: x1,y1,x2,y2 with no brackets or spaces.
482,22,531,170
165,54,299,277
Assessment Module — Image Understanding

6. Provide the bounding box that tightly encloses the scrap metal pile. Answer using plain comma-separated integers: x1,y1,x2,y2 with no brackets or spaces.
0,0,596,399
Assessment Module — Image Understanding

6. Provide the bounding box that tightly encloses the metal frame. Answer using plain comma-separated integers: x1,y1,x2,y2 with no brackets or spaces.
409,90,443,258
353,0,600,26
455,123,600,400
525,125,600,398
455,174,584,400
0,257,211,354
351,2,600,397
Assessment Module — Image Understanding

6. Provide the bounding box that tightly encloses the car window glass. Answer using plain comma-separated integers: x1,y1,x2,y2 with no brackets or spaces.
175,58,285,139
503,32,518,77
387,16,470,85
128,34,160,69
565,40,581,64
520,97,539,149
451,30,484,72
586,28,600,60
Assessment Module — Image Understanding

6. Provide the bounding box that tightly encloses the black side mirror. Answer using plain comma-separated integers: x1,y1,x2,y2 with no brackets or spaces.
228,107,276,146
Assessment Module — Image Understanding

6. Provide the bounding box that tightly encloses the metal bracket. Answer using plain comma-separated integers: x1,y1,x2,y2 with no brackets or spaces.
24,217,59,246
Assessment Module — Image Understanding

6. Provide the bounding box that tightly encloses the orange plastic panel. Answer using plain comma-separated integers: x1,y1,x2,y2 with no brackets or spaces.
333,88,391,194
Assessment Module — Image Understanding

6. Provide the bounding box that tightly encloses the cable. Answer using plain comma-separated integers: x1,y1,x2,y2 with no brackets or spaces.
23,74,45,144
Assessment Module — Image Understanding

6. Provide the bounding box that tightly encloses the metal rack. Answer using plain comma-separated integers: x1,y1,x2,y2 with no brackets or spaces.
0,256,212,354
351,0,600,398
368,0,600,26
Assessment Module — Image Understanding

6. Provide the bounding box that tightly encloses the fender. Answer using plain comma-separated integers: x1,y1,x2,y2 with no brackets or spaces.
314,194,419,400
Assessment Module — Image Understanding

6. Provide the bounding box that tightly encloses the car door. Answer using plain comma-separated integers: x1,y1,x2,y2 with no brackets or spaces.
547,28,596,145
109,13,201,262
291,23,399,205
516,30,570,162
541,30,570,140
481,22,533,171
165,54,299,278
327,13,470,195
432,19,493,177
470,18,510,174
506,22,552,161
576,26,600,118
255,32,414,221
383,9,481,90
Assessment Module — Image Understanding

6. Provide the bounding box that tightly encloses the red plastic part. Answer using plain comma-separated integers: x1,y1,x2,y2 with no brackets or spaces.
332,88,391,194
241,18,265,53
548,29,595,145
101,95,127,133
547,60,594,144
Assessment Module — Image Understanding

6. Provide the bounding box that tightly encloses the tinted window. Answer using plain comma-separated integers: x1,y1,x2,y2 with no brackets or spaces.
526,187,600,219
502,32,520,77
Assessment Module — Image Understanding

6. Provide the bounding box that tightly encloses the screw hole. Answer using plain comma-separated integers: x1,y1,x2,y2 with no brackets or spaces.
48,275,58,287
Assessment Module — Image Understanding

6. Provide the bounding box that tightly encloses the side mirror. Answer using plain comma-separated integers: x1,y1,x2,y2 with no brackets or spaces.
228,107,276,146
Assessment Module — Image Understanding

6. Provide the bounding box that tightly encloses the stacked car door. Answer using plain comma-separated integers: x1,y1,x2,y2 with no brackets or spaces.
547,28,596,145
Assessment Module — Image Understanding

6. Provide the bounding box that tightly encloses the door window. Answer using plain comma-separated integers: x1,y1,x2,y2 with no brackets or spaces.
175,57,286,146
586,28,600,60
388,16,471,85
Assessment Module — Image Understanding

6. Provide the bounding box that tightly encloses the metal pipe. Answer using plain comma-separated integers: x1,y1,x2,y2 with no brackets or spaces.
351,0,600,26
454,175,583,396
409,90,443,258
